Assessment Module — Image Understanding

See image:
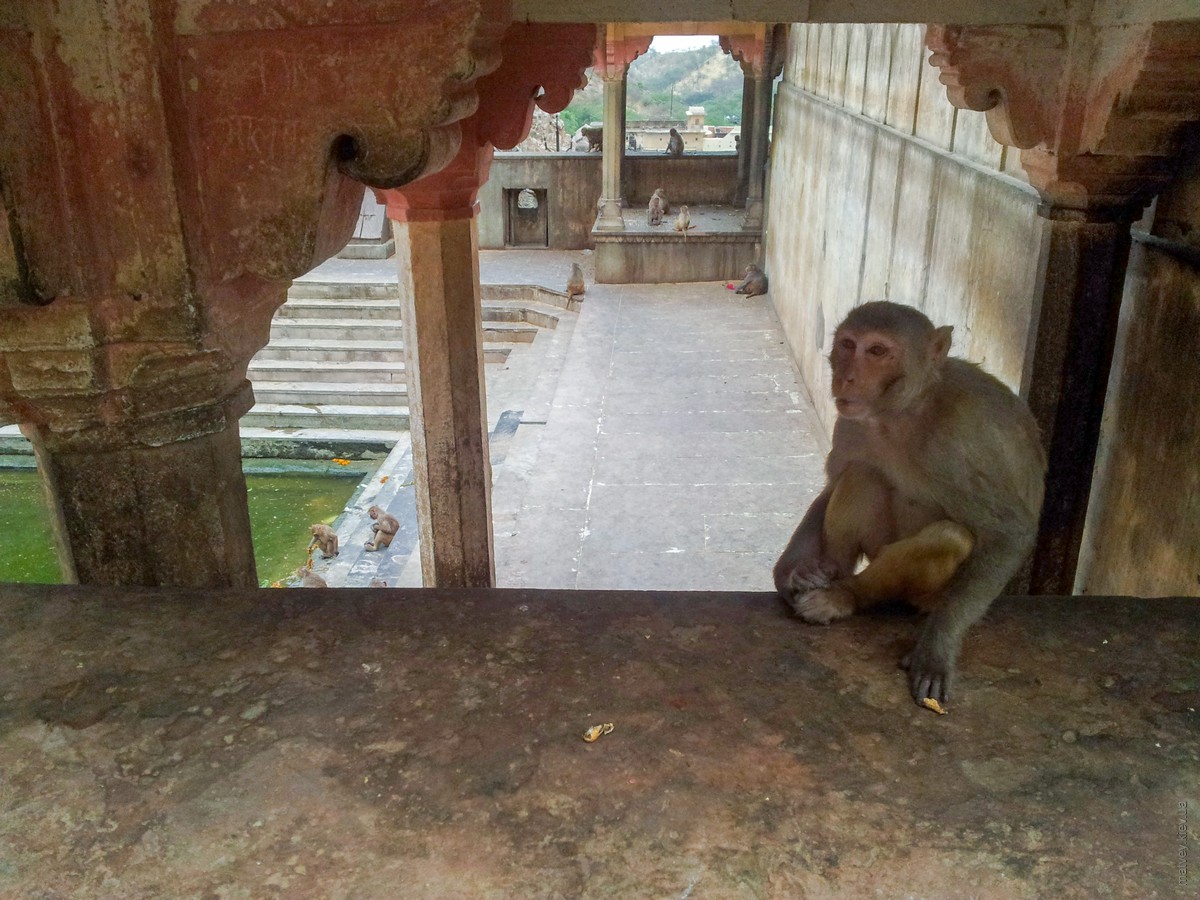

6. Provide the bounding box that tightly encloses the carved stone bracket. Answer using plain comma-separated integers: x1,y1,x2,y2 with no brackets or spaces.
927,21,1200,213
593,25,653,81
378,22,597,222
0,0,515,439
720,26,773,80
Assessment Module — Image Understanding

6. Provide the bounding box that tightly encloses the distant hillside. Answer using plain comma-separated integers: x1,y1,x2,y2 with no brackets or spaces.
558,43,744,135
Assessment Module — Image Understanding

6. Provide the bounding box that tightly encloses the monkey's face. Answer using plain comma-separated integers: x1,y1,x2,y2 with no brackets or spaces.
828,328,907,418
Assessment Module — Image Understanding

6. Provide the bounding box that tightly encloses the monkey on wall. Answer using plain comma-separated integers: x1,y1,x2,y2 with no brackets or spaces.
666,127,684,157
733,264,769,297
566,263,586,300
773,301,1046,706
647,190,665,226
308,523,339,558
674,205,693,238
364,505,400,552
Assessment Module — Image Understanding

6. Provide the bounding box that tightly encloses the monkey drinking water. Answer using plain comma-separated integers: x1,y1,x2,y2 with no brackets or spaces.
773,301,1045,706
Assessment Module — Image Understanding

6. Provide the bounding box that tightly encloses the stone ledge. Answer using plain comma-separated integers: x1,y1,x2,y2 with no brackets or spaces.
0,585,1194,897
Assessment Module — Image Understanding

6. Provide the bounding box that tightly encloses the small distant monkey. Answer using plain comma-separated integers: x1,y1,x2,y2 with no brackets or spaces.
652,187,670,215
666,127,684,157
773,301,1046,706
308,523,339,558
364,505,400,552
294,563,328,588
647,193,664,226
674,205,694,240
566,262,586,300
734,264,769,297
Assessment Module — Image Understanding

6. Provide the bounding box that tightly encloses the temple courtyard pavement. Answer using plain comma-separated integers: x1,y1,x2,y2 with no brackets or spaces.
304,248,828,591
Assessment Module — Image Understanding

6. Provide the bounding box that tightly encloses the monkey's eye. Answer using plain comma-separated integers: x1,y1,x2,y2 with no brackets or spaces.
867,344,889,357
839,338,856,351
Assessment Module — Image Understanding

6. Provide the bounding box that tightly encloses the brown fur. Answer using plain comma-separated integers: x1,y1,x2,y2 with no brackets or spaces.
734,264,768,297
666,128,683,157
308,523,338,558
773,301,1046,705
364,505,400,552
566,263,585,299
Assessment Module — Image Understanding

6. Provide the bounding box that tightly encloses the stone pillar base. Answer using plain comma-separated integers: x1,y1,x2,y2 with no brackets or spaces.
26,402,257,588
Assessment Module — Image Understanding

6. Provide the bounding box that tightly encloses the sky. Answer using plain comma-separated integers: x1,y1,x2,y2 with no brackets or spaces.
650,35,718,52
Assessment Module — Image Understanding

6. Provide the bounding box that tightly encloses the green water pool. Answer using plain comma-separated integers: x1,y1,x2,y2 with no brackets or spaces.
0,470,361,587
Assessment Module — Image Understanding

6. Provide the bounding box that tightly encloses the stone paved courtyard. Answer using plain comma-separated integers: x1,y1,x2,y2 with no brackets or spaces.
300,248,827,590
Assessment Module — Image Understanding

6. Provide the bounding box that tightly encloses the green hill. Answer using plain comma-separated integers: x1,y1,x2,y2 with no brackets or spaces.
559,42,744,135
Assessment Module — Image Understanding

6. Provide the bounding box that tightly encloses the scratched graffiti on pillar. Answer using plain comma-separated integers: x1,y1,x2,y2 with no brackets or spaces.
212,115,303,161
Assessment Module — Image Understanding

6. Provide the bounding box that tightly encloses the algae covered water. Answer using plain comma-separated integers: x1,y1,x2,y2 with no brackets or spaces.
0,470,360,587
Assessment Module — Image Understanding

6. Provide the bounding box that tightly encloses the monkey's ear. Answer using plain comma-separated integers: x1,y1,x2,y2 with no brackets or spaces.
930,325,953,364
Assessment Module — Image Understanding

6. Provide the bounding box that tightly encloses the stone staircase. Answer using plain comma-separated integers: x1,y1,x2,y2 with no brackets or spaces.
241,280,577,454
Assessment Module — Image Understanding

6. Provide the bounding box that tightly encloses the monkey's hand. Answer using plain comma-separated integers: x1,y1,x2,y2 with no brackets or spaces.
902,640,954,706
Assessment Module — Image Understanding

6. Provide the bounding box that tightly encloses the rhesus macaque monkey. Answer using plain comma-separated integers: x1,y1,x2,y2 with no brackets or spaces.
676,205,696,240
652,187,670,215
566,263,586,300
647,191,665,226
734,264,769,297
308,523,339,558
666,128,684,157
295,563,328,588
364,505,400,551
773,301,1045,706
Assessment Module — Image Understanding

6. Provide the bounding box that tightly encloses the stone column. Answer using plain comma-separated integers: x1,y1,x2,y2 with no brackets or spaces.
595,69,627,231
390,212,495,587
741,68,773,230
721,27,777,230
734,70,757,206
22,390,257,587
1024,205,1137,594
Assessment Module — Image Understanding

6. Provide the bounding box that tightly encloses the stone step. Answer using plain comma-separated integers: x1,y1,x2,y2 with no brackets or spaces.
482,322,539,343
253,339,510,364
238,427,400,460
252,381,408,407
481,302,561,330
480,283,579,312
241,403,410,431
247,359,407,384
275,298,401,321
253,337,405,363
288,281,400,300
270,318,404,342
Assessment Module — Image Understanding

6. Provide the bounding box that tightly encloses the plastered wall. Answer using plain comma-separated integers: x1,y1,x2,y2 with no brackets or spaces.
764,23,1043,436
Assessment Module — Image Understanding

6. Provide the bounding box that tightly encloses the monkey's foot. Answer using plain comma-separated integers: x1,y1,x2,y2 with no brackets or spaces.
791,585,856,625
901,649,953,706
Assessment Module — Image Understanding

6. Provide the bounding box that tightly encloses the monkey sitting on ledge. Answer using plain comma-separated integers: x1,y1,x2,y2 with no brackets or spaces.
308,523,338,558
364,505,400,552
773,301,1046,706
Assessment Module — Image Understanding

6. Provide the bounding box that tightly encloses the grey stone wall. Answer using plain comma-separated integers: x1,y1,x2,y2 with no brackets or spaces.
478,153,741,251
